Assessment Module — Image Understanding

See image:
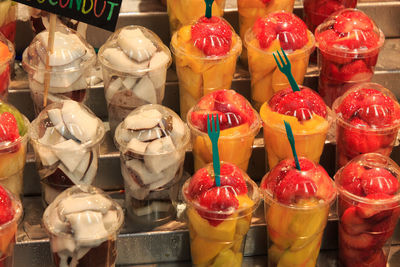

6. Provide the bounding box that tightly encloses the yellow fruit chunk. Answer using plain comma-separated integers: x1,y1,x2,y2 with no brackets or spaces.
191,236,228,265
266,203,294,249
187,208,237,242
231,235,243,253
177,66,203,99
0,221,16,255
268,244,285,265
210,249,237,267
0,145,26,178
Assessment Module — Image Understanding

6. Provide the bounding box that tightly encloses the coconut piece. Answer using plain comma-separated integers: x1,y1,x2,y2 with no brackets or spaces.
125,158,163,185
149,51,169,89
37,146,59,166
118,128,133,143
39,127,66,145
126,139,149,155
117,28,157,62
80,149,98,185
37,127,66,166
30,75,87,94
105,78,123,102
37,31,86,66
132,76,157,104
130,127,163,142
61,100,99,142
122,77,137,90
102,48,149,74
48,109,76,140
124,109,162,130
59,194,112,216
144,136,179,173
66,211,108,242
170,117,186,144
59,151,91,184
102,210,118,230
53,139,87,172
121,163,150,200
148,161,180,190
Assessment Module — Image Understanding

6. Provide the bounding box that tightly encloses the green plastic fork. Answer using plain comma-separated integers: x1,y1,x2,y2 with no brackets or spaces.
205,0,215,18
284,120,301,170
273,48,301,92
207,114,221,186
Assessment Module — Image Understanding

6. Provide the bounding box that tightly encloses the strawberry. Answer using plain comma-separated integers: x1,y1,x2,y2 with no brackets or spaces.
356,193,393,219
219,163,247,195
261,0,272,4
190,110,228,132
214,90,254,124
0,112,20,143
188,168,214,199
333,30,379,50
191,16,232,56
361,168,399,195
0,186,13,225
334,10,374,33
341,206,370,235
0,21,16,43
253,18,277,49
0,65,10,95
261,159,292,192
316,29,340,51
339,60,372,82
339,224,375,249
270,87,327,121
275,171,318,204
316,0,345,17
340,162,365,196
198,186,239,226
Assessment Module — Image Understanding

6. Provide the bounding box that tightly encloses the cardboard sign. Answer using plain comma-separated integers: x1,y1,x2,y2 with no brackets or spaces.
15,0,122,31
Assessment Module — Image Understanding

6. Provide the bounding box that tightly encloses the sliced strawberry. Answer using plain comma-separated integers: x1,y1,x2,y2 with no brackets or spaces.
339,224,375,249
0,65,10,94
356,193,393,219
0,186,13,224
253,18,277,49
261,159,293,192
341,206,370,235
340,162,365,196
261,0,272,4
219,163,247,195
190,110,227,132
361,168,399,195
187,168,214,199
275,171,318,204
214,90,255,124
339,60,372,82
0,112,20,143
198,186,239,226
191,16,232,56
316,29,340,51
336,91,362,121
334,10,374,33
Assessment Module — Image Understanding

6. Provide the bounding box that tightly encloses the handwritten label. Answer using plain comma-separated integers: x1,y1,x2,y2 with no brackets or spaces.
15,0,122,31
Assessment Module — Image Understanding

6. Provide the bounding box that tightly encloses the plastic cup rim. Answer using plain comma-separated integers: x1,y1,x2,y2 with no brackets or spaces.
0,115,30,150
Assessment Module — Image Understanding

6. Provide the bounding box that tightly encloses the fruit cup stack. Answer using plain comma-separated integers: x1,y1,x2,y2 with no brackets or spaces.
0,33,13,101
237,0,295,65
171,16,242,120
182,162,260,266
315,9,385,106
0,101,29,197
333,83,400,168
245,12,315,110
260,86,331,169
335,153,400,267
261,157,336,267
187,89,261,171
167,0,226,36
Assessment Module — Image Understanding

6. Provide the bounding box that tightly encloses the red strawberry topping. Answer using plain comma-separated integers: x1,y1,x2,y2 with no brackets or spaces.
269,87,327,121
188,168,214,199
0,112,20,143
0,186,13,224
275,172,318,204
334,10,374,33
219,163,247,195
361,168,399,195
191,16,232,56
340,162,365,196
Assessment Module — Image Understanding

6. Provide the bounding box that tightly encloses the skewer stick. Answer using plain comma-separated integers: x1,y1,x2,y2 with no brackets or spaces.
43,14,57,108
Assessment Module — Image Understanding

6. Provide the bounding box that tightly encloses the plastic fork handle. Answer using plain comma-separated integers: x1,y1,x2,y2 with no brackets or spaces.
286,73,301,92
211,140,221,186
205,0,214,18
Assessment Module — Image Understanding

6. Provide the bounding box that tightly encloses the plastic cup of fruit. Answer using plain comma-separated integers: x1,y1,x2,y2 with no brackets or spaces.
43,185,124,267
0,186,22,267
237,0,295,65
0,102,30,197
114,104,190,226
170,16,242,120
332,83,400,168
30,100,105,206
0,0,16,43
0,32,14,101
187,89,261,172
303,0,357,34
182,162,261,266
98,26,172,135
334,153,400,267
260,157,336,267
166,0,226,36
245,11,315,111
315,8,384,106
260,85,331,170
22,25,96,115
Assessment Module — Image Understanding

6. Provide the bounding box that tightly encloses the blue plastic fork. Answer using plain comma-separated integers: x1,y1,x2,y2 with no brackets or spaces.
207,113,221,186
205,0,214,18
273,48,301,92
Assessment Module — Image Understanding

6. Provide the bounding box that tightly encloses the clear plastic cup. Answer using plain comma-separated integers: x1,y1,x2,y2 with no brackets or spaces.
182,162,261,266
0,32,14,101
114,104,190,225
332,83,400,168
261,157,336,267
260,86,331,170
30,100,105,206
22,25,96,115
186,89,261,171
303,0,357,34
0,186,22,267
166,0,226,36
170,16,242,120
0,102,30,197
0,0,16,43
43,185,124,267
237,0,295,65
315,8,384,106
334,153,400,267
245,11,315,111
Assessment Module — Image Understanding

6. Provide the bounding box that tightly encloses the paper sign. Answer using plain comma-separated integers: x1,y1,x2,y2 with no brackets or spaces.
15,0,122,31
